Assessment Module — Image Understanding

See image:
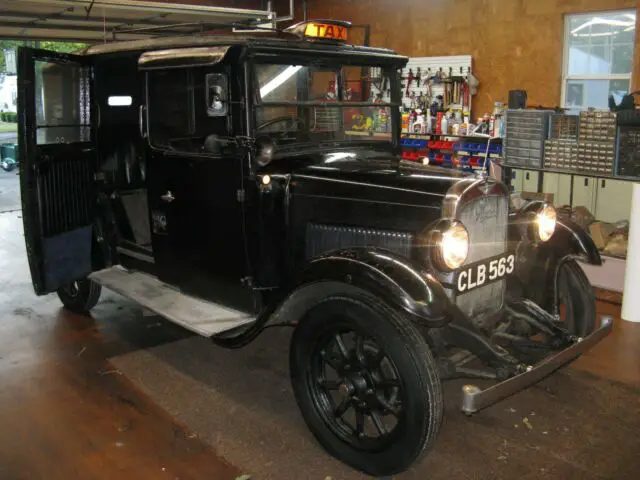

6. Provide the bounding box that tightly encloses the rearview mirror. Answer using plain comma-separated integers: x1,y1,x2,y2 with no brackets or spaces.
206,73,228,117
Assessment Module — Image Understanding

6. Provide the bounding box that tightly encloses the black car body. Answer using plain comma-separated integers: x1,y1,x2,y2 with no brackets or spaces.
17,20,612,476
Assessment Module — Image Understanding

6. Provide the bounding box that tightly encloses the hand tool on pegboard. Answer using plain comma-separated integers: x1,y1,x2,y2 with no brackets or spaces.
409,91,417,108
406,68,414,97
415,67,421,87
424,70,432,103
434,67,443,84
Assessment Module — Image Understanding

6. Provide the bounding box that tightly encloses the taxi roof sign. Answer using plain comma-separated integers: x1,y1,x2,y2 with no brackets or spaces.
286,20,351,42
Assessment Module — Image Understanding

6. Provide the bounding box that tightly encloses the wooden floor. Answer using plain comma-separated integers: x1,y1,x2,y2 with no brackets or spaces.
0,209,639,479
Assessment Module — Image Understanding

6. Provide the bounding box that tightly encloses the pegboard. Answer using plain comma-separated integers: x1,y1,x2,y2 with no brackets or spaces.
371,55,474,113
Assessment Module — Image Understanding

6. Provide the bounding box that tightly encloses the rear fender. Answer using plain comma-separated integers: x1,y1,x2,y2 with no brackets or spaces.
277,248,453,328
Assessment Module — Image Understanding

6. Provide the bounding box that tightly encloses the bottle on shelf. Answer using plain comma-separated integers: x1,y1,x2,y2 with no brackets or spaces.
441,113,449,136
401,110,410,133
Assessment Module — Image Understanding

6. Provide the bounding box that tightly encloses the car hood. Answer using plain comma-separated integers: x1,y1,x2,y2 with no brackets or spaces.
271,149,475,202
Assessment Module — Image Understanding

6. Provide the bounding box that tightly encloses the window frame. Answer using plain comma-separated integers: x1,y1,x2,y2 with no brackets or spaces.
560,9,636,110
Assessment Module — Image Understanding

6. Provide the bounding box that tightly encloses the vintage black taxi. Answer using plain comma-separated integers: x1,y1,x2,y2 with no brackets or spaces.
17,20,611,476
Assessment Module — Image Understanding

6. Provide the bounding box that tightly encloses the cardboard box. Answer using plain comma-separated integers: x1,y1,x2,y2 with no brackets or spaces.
604,233,628,257
521,191,554,203
572,206,596,229
589,222,616,250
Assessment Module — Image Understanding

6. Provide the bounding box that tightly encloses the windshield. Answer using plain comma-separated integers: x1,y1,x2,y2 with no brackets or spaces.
254,61,397,150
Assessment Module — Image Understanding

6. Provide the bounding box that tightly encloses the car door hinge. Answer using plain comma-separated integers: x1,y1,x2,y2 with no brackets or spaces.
236,189,245,202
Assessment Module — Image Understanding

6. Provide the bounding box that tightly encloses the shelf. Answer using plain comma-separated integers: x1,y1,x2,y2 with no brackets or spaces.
456,151,502,158
403,133,503,140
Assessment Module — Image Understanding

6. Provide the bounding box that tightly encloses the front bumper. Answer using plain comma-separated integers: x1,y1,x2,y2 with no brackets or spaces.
460,315,613,414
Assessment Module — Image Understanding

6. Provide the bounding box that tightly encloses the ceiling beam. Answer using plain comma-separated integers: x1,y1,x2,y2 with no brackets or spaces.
0,19,199,36
0,9,181,28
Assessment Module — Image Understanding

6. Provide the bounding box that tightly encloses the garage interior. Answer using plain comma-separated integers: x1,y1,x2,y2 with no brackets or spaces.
0,1,639,479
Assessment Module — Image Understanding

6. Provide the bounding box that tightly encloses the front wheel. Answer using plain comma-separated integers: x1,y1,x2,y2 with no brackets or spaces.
57,278,102,314
556,258,596,337
289,289,443,476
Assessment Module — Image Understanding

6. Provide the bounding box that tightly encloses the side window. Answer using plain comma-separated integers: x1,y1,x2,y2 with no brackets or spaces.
147,68,230,154
35,60,91,145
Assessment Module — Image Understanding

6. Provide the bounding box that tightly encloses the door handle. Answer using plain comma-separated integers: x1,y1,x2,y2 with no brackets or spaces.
160,191,175,203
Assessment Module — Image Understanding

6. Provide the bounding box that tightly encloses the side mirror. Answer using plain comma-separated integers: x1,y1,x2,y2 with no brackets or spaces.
255,136,276,167
206,73,228,117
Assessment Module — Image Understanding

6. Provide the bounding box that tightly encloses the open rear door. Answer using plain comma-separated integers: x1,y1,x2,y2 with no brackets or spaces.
18,47,96,295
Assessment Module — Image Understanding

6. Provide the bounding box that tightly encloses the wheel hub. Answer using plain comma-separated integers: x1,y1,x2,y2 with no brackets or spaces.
340,373,372,401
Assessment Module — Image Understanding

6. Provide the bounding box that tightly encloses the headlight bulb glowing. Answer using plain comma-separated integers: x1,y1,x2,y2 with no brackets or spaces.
536,205,557,242
440,223,469,270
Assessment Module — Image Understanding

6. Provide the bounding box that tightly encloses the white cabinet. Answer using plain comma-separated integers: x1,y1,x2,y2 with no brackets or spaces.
508,170,632,224
542,173,572,206
522,170,539,192
572,176,597,212
556,174,572,206
594,178,634,223
509,169,524,192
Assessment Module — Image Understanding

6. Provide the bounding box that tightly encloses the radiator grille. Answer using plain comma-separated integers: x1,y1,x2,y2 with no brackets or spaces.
38,159,93,237
455,194,509,318
306,223,413,260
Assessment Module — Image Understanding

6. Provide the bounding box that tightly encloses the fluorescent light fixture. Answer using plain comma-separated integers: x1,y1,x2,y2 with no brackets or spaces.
572,31,621,37
570,16,635,35
260,65,302,98
108,95,133,106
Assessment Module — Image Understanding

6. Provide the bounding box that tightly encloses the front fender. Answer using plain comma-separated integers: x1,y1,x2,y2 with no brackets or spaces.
548,217,601,265
511,211,600,310
295,247,453,327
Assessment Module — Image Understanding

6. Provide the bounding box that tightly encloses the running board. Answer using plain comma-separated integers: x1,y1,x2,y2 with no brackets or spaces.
89,267,256,337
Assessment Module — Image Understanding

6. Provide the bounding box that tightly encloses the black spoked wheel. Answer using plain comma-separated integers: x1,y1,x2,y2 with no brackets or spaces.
508,259,596,362
310,329,404,449
56,277,102,314
555,259,596,337
290,288,443,476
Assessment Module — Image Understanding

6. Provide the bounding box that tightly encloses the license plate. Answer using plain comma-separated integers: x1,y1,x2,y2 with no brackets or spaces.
455,253,515,294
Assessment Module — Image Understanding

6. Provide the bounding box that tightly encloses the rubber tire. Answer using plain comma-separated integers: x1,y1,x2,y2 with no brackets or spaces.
56,278,102,314
289,288,443,477
557,259,596,337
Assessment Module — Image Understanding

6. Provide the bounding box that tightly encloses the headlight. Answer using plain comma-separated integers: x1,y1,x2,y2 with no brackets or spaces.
438,222,469,270
535,204,557,242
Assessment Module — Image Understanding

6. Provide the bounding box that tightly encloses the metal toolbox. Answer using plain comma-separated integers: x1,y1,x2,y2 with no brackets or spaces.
504,109,554,168
615,126,640,179
543,139,577,170
549,114,579,140
579,111,617,142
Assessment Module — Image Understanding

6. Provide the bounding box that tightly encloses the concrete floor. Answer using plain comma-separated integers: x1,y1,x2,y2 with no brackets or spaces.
0,211,240,479
0,209,639,479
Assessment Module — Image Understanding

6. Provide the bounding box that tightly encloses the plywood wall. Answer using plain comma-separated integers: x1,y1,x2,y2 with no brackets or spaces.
299,0,638,117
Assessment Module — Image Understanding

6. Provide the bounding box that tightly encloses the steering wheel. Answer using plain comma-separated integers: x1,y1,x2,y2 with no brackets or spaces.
256,116,305,133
